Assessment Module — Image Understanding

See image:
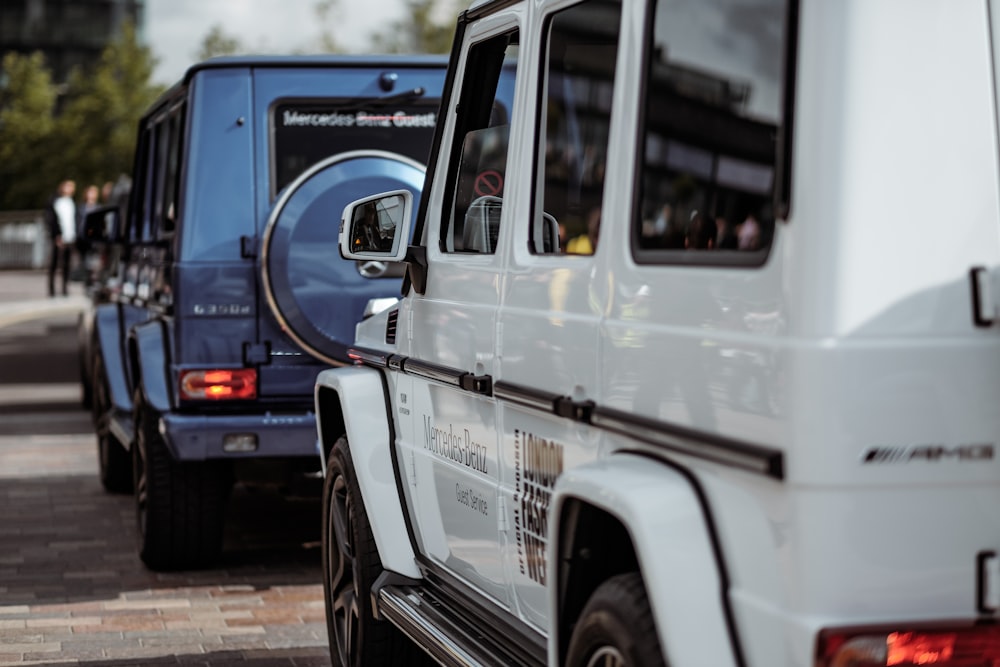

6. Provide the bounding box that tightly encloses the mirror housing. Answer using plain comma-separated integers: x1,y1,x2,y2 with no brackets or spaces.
339,190,412,263
81,205,121,245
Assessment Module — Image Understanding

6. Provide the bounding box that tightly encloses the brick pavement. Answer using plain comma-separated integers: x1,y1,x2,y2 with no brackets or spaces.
0,430,332,666
0,291,334,666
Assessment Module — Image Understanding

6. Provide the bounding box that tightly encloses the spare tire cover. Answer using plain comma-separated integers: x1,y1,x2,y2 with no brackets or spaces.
261,150,425,364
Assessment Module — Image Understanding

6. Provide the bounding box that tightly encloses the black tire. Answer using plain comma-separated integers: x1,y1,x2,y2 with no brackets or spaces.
93,354,131,494
322,435,422,666
80,357,92,411
566,572,666,667
132,390,230,571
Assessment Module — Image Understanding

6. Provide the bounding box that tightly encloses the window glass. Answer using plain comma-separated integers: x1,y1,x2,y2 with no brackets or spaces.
534,0,620,255
636,0,788,261
443,31,518,254
136,124,157,242
158,105,184,236
127,127,152,243
272,101,438,197
150,116,171,238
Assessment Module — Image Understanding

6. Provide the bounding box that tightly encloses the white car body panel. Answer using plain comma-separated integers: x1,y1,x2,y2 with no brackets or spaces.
314,365,419,579
317,0,1000,664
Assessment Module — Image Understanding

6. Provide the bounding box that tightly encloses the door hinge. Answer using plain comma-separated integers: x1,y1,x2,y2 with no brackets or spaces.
241,235,258,259
978,550,1000,614
497,496,508,532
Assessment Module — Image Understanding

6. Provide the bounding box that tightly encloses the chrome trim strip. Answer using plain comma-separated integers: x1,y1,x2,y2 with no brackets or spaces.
493,380,558,412
401,358,464,386
352,354,785,480
592,407,784,479
348,346,388,368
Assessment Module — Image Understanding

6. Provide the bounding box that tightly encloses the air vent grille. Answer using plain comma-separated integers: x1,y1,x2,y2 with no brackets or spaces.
386,309,399,344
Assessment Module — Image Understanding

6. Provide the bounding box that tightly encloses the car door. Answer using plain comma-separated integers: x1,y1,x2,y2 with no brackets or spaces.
393,23,522,607
494,0,622,631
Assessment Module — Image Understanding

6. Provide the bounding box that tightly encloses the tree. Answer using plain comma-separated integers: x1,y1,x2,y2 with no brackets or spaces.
196,24,244,61
0,51,59,209
312,0,344,53
369,0,460,54
54,22,164,198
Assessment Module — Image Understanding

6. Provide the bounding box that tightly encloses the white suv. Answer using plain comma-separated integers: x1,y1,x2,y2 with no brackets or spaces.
316,0,1000,665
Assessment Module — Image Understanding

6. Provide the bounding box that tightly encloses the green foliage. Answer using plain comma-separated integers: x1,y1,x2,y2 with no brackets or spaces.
197,25,244,61
0,52,58,209
0,23,163,210
54,22,164,198
370,0,461,54
313,0,344,53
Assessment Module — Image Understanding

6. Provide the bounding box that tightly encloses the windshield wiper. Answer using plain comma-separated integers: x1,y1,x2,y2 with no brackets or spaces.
335,87,427,111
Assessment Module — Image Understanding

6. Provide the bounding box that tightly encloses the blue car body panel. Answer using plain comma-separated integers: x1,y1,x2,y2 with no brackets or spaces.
97,55,447,464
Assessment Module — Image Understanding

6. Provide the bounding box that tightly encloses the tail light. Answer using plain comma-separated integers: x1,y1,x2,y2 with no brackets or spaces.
179,369,257,400
817,623,1000,666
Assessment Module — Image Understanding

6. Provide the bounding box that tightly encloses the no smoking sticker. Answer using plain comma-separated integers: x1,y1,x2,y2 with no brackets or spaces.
474,170,504,197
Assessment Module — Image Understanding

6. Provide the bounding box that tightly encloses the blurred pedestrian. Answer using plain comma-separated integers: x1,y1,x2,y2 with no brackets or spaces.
46,179,77,297
77,184,100,247
76,184,101,286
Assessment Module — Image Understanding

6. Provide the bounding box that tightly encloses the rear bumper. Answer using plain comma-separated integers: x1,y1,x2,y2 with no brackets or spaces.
160,410,319,461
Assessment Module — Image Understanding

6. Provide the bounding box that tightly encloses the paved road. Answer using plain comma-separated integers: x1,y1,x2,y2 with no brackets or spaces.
0,279,332,666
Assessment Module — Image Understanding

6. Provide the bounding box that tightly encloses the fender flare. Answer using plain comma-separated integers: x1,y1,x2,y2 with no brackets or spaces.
314,365,419,579
129,319,173,415
549,454,739,667
93,302,132,414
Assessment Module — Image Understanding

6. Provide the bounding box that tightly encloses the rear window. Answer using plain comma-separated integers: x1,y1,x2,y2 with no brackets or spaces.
271,101,439,197
634,0,792,265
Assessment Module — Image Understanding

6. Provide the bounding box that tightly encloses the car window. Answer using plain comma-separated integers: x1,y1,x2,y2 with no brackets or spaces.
441,32,519,254
155,103,185,237
532,0,621,256
634,0,791,264
126,126,152,243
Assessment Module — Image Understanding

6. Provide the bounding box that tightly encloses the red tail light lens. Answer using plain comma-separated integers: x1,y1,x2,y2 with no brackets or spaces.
179,369,257,400
817,624,1000,667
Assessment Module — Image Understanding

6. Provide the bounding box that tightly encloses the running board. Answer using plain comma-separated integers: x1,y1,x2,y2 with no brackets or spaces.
108,412,133,449
377,582,545,667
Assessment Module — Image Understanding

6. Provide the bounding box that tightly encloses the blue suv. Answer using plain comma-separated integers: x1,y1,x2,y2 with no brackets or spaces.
80,55,446,570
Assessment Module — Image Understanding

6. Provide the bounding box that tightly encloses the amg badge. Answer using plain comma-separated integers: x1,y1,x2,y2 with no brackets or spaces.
862,444,995,464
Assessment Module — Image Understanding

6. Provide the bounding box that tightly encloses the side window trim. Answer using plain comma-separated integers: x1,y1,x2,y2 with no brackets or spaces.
438,27,519,256
530,0,622,258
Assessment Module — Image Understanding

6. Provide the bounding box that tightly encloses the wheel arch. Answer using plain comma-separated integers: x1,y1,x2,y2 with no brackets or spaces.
93,302,132,414
127,318,172,415
315,365,419,579
549,453,742,667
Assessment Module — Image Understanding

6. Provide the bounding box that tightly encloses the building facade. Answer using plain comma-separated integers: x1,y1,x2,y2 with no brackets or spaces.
0,0,146,85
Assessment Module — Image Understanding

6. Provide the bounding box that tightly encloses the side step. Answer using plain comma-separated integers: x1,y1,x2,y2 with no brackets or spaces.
377,582,545,667
108,411,133,449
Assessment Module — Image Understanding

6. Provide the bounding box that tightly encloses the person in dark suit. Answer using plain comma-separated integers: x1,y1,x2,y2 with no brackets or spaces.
46,179,77,297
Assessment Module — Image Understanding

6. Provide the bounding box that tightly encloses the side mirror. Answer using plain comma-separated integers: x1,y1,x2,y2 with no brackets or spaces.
339,190,412,263
82,205,120,244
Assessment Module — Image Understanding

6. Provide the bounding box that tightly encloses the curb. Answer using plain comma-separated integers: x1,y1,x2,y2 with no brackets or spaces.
0,296,88,330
